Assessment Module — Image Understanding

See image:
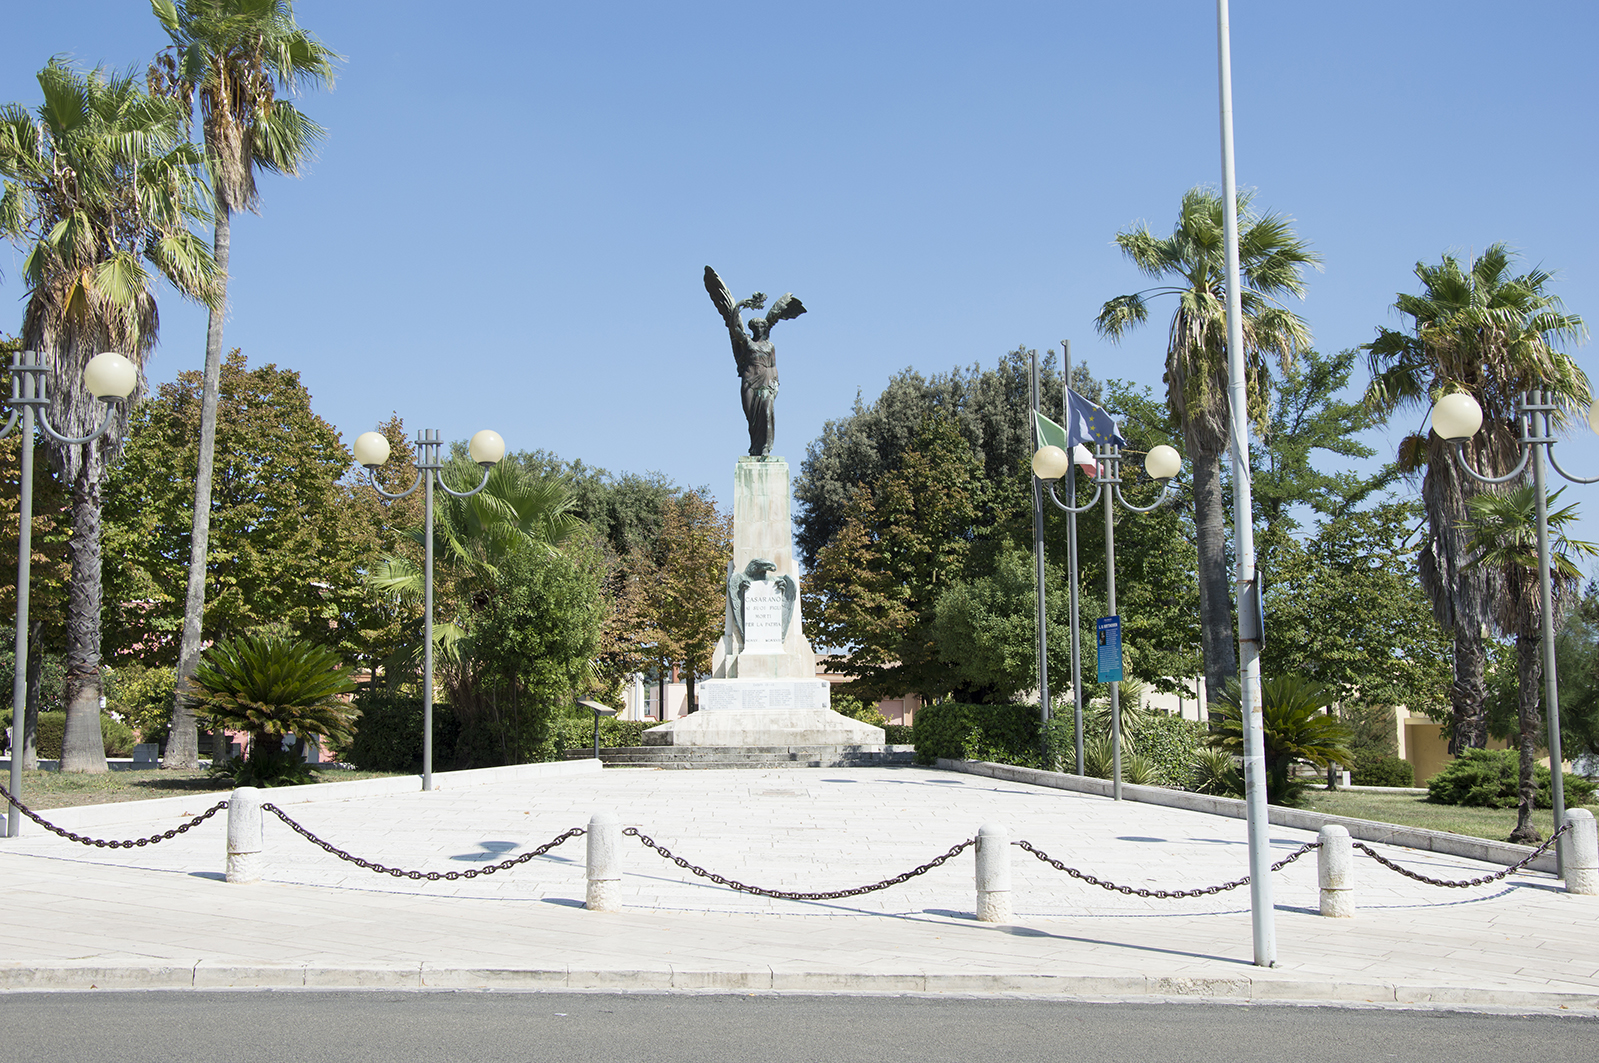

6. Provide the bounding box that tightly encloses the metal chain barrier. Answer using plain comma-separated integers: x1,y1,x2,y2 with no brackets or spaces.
1013,838,1321,898
1352,822,1571,888
623,826,976,901
261,803,584,881
0,780,227,848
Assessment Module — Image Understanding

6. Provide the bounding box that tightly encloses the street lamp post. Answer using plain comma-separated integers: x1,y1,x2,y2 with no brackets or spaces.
1431,388,1599,876
352,427,505,792
2,349,137,839
1032,439,1181,801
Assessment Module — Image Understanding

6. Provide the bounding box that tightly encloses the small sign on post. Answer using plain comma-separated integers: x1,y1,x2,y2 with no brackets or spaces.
1096,615,1123,683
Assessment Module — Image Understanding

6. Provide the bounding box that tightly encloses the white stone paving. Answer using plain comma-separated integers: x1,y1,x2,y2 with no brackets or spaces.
0,764,1594,1003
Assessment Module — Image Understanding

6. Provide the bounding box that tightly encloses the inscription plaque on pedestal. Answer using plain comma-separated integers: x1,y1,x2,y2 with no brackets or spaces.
741,581,785,653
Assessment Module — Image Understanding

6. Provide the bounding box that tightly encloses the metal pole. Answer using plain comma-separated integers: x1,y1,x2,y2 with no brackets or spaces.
1217,0,1276,966
1065,342,1085,776
6,368,34,840
422,429,436,792
1532,395,1567,876
1104,444,1121,801
1031,351,1051,758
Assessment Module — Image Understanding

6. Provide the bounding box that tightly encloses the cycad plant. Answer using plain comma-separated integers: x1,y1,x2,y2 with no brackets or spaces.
1208,675,1353,806
186,633,357,785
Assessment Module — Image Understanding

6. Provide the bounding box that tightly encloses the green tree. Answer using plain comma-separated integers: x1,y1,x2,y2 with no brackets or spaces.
1095,186,1319,711
0,60,215,771
148,0,339,769
1364,243,1588,753
1464,485,1595,843
102,352,379,665
645,491,731,714
806,416,984,702
1262,500,1452,712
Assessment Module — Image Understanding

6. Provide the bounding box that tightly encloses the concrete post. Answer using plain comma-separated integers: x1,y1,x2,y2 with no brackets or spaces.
1317,824,1354,917
586,811,622,911
975,822,1012,923
225,786,264,884
1564,808,1598,896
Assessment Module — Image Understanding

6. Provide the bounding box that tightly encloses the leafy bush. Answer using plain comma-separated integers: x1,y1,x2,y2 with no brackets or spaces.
832,695,889,729
1,709,135,758
913,702,1040,766
1426,748,1597,809
551,705,654,754
208,749,319,788
344,689,459,773
1188,748,1241,796
103,664,177,742
883,724,912,745
1133,713,1205,788
1352,753,1414,788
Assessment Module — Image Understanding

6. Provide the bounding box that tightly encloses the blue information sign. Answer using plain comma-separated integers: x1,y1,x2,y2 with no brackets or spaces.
1095,615,1123,682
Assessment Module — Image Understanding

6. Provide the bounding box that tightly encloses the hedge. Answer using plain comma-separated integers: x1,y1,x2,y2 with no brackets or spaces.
1,710,136,759
912,702,1040,767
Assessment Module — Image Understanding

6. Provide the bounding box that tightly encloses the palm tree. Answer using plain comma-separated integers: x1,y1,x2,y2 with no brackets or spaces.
1464,486,1595,843
1364,244,1588,754
1096,187,1319,710
0,60,215,771
148,0,339,768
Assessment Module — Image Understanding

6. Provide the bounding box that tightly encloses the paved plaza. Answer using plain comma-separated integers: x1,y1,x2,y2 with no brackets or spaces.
0,763,1595,1005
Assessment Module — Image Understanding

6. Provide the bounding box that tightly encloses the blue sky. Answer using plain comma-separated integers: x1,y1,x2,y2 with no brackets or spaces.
4,2,1599,547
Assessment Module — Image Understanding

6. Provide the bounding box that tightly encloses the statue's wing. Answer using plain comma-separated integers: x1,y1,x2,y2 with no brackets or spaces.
705,266,741,331
777,575,797,640
728,565,750,637
764,293,807,329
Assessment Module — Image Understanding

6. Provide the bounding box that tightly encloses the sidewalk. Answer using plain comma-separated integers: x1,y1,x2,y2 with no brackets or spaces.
0,763,1594,1006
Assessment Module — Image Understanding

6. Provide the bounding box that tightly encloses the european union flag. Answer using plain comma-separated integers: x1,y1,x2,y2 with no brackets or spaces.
1065,388,1127,448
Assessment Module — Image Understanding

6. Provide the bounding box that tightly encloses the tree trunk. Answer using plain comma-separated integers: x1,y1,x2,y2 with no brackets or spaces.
165,202,231,769
1447,628,1489,755
1190,446,1237,716
685,664,696,715
59,468,107,772
1509,633,1542,844
21,617,41,771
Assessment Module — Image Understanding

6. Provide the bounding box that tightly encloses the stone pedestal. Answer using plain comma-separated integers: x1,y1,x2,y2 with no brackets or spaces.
644,455,884,749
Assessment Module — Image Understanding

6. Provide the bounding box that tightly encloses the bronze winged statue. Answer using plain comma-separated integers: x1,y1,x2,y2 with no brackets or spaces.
704,266,806,456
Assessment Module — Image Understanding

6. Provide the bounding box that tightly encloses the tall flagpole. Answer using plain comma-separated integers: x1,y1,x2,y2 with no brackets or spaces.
1064,341,1085,776
1031,350,1051,753
1217,0,1276,966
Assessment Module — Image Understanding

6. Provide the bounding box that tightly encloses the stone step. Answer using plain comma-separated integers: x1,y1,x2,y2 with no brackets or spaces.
562,745,917,770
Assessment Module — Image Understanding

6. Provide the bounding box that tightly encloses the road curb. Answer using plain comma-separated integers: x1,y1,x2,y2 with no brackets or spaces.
1,963,1595,1008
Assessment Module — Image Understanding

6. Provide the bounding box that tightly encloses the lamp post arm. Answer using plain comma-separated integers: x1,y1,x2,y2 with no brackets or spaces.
36,405,118,446
434,464,495,499
1544,446,1599,486
1450,439,1531,485
1042,477,1103,514
365,466,425,501
0,408,21,441
1113,479,1181,515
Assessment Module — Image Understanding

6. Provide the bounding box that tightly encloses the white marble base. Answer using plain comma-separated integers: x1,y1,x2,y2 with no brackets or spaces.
644,679,884,748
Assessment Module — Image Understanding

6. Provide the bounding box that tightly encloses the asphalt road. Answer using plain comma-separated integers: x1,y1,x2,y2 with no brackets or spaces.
0,992,1593,1063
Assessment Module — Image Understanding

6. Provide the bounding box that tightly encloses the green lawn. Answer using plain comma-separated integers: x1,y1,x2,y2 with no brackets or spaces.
1299,788,1598,844
4,767,406,812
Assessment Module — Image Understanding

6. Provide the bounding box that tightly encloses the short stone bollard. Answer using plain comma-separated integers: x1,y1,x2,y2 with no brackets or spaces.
586,811,623,912
1565,808,1598,896
975,822,1012,923
226,786,264,884
1318,824,1354,917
